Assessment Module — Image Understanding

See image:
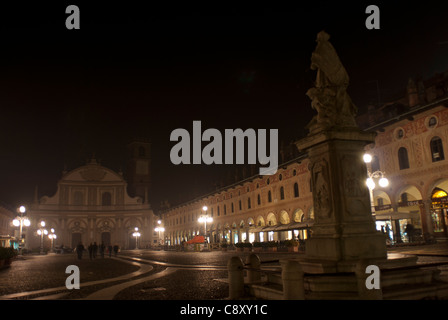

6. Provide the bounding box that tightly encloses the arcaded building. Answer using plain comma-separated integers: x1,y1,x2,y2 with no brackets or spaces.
26,141,160,251
162,155,314,246
162,71,448,246
358,71,448,241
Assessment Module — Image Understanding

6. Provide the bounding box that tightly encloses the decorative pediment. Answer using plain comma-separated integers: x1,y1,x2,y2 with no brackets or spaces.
79,167,107,181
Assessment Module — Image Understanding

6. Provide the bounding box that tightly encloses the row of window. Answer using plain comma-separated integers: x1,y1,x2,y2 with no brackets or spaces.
397,136,445,170
167,182,304,227
73,191,112,206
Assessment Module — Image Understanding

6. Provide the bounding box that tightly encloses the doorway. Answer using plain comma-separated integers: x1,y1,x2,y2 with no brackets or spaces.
72,232,82,248
101,232,111,246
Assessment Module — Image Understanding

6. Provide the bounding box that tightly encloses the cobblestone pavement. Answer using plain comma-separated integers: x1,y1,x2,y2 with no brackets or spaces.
0,243,447,300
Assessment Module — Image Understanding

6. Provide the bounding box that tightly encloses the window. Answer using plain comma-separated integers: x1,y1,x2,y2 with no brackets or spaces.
294,183,299,198
224,204,227,215
257,194,261,205
398,147,410,170
268,190,272,203
280,186,285,200
371,155,380,172
138,146,146,157
239,200,242,210
231,202,234,213
400,193,408,204
74,191,83,205
248,197,251,209
217,206,220,216
430,136,445,162
428,116,438,128
102,192,112,206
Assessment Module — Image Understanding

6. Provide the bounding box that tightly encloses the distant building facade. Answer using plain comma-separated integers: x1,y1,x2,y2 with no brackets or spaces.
0,206,15,248
27,158,159,251
162,155,314,246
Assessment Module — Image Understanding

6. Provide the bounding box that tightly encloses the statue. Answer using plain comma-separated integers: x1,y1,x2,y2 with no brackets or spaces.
306,31,358,131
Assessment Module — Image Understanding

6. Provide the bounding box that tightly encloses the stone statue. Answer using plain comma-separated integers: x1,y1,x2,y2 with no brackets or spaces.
306,31,358,131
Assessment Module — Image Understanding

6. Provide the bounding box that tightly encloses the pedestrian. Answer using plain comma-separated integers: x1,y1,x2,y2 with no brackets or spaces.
76,242,85,260
108,244,113,258
113,244,119,257
405,223,415,243
88,242,93,260
100,242,105,258
92,242,98,259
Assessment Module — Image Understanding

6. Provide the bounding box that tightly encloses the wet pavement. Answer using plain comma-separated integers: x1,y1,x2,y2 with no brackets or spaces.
0,243,447,300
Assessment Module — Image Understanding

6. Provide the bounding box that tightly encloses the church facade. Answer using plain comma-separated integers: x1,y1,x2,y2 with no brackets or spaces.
26,141,159,251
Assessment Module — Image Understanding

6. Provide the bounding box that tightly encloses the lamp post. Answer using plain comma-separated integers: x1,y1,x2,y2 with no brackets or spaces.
132,227,141,249
12,205,30,255
363,153,389,216
36,221,48,254
48,228,57,252
198,205,213,249
154,220,165,246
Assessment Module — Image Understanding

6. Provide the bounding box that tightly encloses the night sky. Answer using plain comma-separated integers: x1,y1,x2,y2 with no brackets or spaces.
1,2,447,210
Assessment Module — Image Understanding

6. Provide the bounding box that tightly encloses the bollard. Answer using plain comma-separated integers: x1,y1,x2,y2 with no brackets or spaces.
355,259,383,300
281,259,305,300
228,256,245,299
246,254,261,283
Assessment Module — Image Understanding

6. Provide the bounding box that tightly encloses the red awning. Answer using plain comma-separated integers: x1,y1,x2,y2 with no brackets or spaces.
186,235,205,244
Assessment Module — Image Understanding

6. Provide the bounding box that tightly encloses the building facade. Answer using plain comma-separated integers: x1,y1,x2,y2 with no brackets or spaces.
0,206,15,248
358,72,448,241
26,157,159,251
162,71,448,246
162,156,314,246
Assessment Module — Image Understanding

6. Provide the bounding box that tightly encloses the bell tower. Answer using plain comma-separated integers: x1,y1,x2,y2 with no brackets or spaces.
126,139,151,204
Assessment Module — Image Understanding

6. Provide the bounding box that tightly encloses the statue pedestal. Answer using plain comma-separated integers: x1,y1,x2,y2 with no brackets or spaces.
295,127,387,262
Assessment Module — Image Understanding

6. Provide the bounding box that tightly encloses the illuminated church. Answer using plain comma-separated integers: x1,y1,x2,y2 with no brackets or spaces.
26,140,160,250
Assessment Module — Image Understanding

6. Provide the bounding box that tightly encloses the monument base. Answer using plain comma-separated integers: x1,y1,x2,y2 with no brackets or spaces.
305,231,387,263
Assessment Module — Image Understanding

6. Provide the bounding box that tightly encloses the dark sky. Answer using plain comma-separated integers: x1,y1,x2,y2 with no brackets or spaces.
1,1,448,210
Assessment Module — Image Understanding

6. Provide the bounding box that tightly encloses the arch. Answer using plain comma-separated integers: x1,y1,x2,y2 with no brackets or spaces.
293,208,305,222
279,210,290,224
255,216,265,227
425,178,448,200
266,212,277,226
308,206,314,220
372,190,392,208
247,217,255,227
395,184,423,204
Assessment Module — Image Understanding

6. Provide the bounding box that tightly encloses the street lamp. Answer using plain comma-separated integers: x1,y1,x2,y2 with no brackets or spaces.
36,221,48,254
48,228,57,252
198,205,213,248
12,205,31,255
132,227,141,249
364,153,389,216
154,220,165,245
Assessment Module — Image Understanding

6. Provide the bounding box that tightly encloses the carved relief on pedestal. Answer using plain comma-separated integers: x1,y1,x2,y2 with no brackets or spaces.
341,154,369,216
312,158,332,219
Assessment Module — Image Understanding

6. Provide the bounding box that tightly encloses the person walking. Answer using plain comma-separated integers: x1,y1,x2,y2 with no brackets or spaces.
92,242,98,259
108,244,113,258
76,242,85,260
88,243,93,260
100,242,105,258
